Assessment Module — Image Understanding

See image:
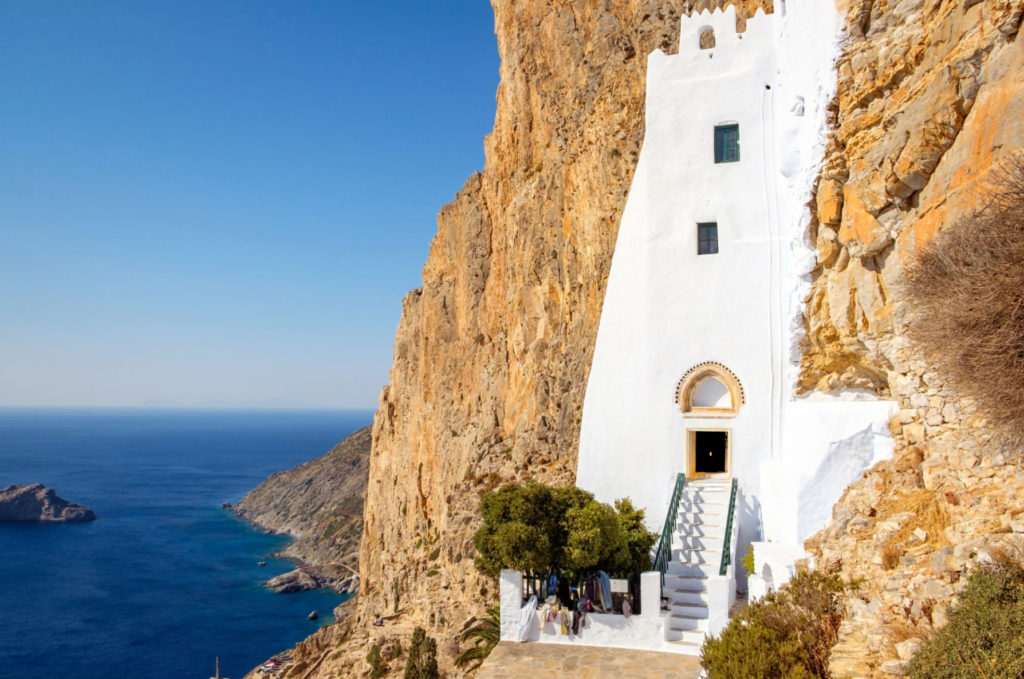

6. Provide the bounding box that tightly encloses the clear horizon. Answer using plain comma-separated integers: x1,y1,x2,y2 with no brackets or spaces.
0,2,499,409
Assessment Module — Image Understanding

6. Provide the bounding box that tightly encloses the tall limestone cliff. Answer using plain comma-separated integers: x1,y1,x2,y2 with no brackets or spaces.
799,0,1024,676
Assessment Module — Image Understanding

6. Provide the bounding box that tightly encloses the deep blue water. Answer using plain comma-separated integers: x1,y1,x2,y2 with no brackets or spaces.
0,408,374,679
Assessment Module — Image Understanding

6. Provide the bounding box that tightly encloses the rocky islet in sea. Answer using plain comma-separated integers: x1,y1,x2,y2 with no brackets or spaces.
0,483,96,523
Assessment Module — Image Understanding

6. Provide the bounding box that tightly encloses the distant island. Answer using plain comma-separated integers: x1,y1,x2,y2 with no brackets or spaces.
0,484,96,523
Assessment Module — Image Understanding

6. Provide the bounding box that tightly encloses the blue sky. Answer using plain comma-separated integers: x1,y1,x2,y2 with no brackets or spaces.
0,1,499,409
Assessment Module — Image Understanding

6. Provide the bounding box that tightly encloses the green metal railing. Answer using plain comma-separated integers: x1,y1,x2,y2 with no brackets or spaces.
719,478,739,576
653,473,687,577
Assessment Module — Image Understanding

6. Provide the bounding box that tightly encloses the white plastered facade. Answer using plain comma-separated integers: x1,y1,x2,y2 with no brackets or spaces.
576,3,897,582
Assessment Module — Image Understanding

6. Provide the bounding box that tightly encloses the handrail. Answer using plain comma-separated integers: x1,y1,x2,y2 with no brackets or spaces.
653,473,687,578
719,478,739,576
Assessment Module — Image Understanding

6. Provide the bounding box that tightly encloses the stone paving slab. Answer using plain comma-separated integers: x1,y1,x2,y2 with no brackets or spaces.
475,642,703,679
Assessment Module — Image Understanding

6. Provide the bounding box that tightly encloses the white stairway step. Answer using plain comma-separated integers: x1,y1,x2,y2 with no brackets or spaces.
680,489,729,500
672,535,717,550
667,562,716,577
677,629,708,644
678,501,727,514
663,577,704,593
671,602,709,618
678,512,724,524
663,574,709,590
672,548,722,566
668,589,710,606
674,523,722,538
668,615,710,632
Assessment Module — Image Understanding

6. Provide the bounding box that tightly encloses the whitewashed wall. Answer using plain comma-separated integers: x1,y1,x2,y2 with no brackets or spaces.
577,1,895,569
578,7,779,567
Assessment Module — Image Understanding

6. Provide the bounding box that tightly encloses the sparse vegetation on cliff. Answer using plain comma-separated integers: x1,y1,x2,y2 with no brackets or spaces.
700,571,851,679
908,157,1024,441
907,555,1024,679
403,628,439,679
454,606,500,672
472,481,656,577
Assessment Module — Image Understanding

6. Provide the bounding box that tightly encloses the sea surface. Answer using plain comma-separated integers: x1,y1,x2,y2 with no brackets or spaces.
0,408,374,679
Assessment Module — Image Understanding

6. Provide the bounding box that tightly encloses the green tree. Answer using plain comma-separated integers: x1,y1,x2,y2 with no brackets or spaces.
454,606,500,672
404,627,440,679
563,498,627,572
612,498,657,574
473,481,656,577
908,558,1024,679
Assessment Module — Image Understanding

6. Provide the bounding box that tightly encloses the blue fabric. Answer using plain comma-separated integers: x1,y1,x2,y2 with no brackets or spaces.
597,571,612,610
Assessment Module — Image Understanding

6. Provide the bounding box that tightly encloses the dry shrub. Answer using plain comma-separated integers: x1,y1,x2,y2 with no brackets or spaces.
882,542,902,570
701,571,851,678
908,156,1024,440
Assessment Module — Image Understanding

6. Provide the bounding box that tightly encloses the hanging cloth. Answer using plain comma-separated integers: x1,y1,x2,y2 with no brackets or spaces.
516,595,538,642
597,571,613,610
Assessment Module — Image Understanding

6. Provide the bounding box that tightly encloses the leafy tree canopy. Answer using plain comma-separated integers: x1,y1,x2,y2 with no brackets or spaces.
473,481,656,577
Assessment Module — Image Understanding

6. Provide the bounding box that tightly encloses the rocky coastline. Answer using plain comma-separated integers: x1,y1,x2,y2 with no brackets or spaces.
228,426,371,595
0,484,96,523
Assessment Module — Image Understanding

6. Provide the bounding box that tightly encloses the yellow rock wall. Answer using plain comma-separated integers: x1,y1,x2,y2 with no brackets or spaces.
802,1,1024,676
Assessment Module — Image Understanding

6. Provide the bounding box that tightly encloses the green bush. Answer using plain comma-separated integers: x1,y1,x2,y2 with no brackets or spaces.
366,641,388,679
455,606,500,672
701,571,849,679
907,558,1024,679
472,481,656,577
741,544,756,576
404,627,439,679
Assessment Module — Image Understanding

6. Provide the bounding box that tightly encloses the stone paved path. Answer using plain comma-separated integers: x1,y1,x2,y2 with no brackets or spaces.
475,643,703,679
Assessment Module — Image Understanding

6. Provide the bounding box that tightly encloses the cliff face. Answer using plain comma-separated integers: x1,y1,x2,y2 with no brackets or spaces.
233,426,371,570
360,0,770,651
799,1,1024,675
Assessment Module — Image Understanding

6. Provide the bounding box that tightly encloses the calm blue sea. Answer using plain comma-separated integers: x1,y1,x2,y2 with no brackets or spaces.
0,408,374,679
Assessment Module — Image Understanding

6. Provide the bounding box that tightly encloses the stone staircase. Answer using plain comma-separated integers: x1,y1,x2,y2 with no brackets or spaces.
663,479,734,653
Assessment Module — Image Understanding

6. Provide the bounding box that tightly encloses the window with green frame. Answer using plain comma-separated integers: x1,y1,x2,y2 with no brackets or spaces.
698,223,719,255
714,124,740,163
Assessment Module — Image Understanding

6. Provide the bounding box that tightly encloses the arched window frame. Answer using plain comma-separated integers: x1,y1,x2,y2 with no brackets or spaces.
675,362,745,418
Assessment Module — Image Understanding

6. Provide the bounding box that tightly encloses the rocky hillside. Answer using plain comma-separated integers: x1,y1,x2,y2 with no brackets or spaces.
232,426,371,572
800,0,1023,676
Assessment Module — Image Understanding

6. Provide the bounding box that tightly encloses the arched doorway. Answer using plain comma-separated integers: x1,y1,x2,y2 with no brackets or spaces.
676,363,744,479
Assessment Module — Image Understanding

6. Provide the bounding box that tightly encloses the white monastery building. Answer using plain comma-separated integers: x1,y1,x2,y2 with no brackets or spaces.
501,1,897,656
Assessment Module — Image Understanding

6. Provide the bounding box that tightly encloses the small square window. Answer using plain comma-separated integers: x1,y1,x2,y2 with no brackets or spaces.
698,223,718,255
714,125,740,163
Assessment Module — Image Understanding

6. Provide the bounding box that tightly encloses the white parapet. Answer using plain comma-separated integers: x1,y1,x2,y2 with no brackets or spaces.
499,569,695,654
746,541,812,602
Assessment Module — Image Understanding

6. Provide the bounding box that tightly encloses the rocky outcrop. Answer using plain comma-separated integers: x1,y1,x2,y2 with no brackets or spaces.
799,0,1024,675
262,566,359,595
232,426,371,573
0,484,96,523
